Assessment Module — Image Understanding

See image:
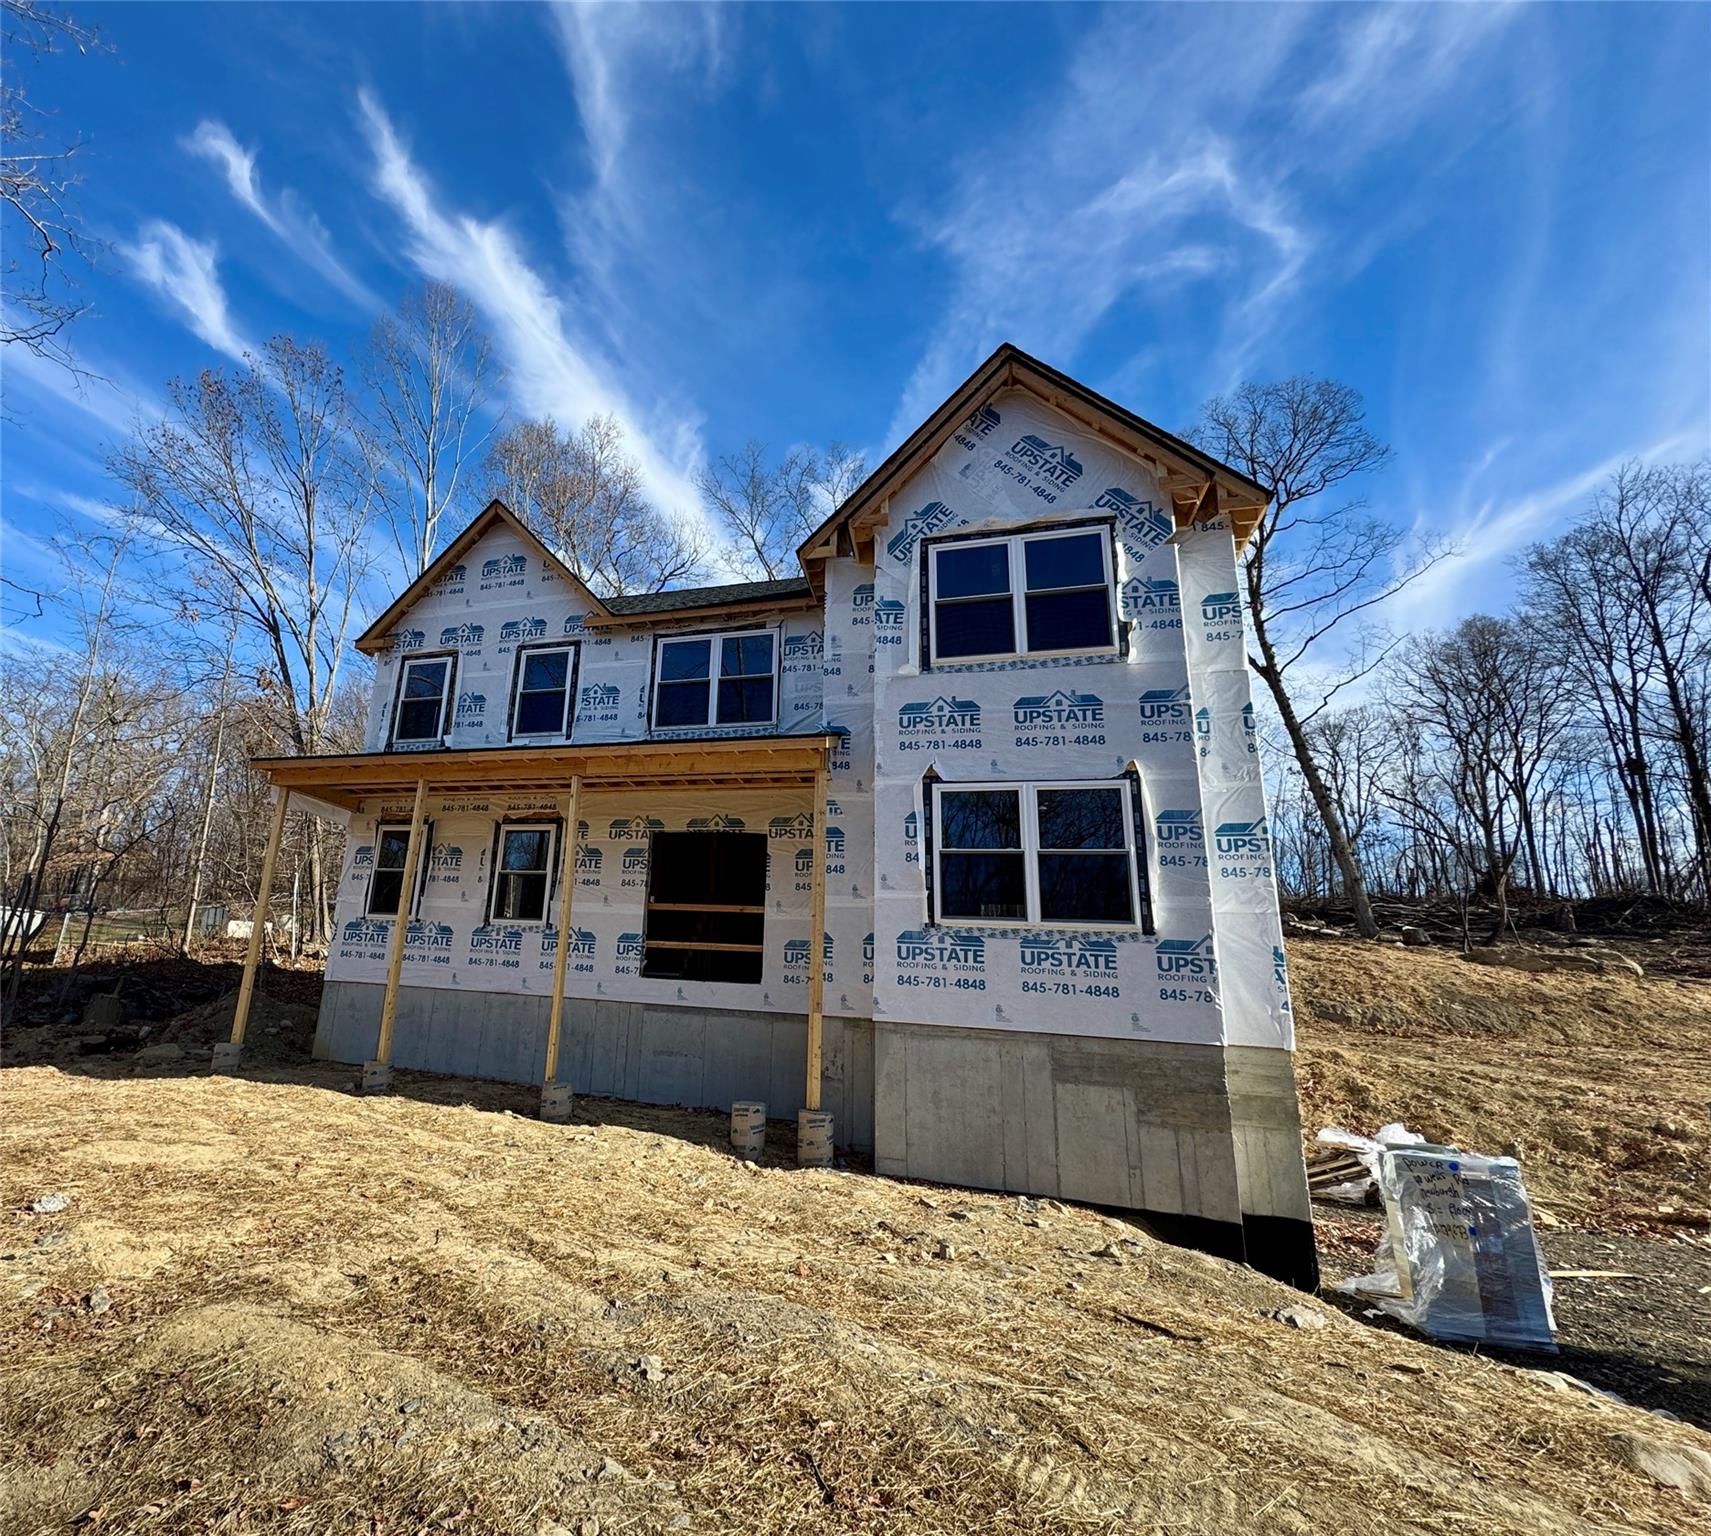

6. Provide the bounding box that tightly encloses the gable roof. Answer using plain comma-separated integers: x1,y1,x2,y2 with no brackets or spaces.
796,343,1272,569
354,500,609,655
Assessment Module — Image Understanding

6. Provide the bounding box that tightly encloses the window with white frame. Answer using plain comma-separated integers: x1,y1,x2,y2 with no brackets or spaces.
928,525,1117,663
366,824,423,917
392,654,454,745
489,824,557,923
932,780,1140,925
653,630,777,729
509,644,576,738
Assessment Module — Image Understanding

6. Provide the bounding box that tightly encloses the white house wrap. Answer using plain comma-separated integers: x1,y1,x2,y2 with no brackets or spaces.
258,345,1317,1288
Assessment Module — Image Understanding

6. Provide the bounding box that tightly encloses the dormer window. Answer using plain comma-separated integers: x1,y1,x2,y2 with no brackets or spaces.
392,655,454,746
928,525,1117,664
653,630,778,730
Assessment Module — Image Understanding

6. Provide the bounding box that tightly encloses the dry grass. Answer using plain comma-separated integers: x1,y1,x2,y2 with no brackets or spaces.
1290,936,1711,1233
4,1043,1709,1535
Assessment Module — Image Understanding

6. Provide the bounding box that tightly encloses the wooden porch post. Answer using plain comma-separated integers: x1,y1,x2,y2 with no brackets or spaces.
366,778,428,1092
215,787,291,1068
540,776,581,1122
798,754,833,1165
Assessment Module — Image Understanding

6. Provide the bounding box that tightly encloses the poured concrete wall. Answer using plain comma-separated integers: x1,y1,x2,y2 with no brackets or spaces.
315,979,874,1151
871,1019,1246,1252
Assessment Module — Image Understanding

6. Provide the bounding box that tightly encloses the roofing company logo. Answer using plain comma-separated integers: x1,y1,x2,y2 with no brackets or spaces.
1241,702,1256,737
1137,686,1192,723
621,845,649,873
341,916,390,946
1019,934,1120,974
615,931,644,965
1213,818,1271,859
440,622,485,649
563,613,587,637
1195,707,1213,741
404,920,455,951
1273,945,1292,1011
1155,933,1217,981
433,562,467,589
851,582,875,612
1007,435,1084,488
783,631,824,663
783,937,812,971
769,812,814,839
872,597,906,631
542,925,596,960
1013,689,1104,729
1121,577,1180,617
470,924,526,955
965,403,1002,438
429,843,463,873
481,553,527,581
608,814,665,840
794,843,815,877
1155,808,1204,847
394,628,426,653
1200,591,1242,626
895,928,985,972
351,844,375,871
828,723,853,773
825,820,846,856
884,499,959,563
687,813,746,831
862,933,875,967
455,691,486,725
500,616,549,643
575,843,603,875
903,808,918,844
1097,488,1174,549
579,683,621,715
898,696,981,735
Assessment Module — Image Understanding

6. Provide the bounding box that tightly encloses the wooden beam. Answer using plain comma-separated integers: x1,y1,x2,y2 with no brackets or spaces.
374,780,428,1066
804,758,829,1112
542,777,581,1087
228,788,291,1046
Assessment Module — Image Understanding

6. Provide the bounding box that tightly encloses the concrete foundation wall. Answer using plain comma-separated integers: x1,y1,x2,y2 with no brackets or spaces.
872,1020,1245,1231
315,980,875,1151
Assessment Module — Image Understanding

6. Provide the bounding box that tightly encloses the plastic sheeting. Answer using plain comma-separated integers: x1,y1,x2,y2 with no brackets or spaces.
1333,1125,1557,1351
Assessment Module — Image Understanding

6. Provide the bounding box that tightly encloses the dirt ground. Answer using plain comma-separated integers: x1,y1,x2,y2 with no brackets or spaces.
2,937,1709,1534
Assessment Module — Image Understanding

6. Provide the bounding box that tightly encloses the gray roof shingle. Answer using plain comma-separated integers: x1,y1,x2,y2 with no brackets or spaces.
601,575,815,616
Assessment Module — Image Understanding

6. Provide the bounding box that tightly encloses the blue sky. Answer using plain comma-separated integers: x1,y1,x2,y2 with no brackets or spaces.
4,1,1708,648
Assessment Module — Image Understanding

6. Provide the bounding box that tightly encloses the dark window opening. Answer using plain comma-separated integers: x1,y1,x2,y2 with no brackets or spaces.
512,646,574,737
641,830,767,983
367,825,416,916
394,656,452,743
491,825,555,922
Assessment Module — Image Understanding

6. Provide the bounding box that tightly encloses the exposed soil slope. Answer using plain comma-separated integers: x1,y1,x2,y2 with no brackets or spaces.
4,1053,1708,1536
1290,936,1711,1234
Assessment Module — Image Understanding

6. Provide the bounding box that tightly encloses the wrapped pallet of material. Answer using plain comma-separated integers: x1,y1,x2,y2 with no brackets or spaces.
1337,1126,1556,1351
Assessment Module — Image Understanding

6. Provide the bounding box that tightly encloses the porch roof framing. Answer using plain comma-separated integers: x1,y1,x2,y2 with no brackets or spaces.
251,733,839,809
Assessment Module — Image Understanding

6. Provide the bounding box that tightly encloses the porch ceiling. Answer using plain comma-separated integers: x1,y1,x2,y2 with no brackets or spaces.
253,734,835,810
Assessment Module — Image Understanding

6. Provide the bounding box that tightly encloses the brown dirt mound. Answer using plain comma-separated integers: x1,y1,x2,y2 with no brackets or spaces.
1291,936,1711,1233
3,1062,1708,1535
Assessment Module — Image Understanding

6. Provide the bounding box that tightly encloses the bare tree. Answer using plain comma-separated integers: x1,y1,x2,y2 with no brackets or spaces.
698,440,866,580
1190,376,1448,939
485,414,708,594
111,338,378,938
1,1,107,366
361,281,499,579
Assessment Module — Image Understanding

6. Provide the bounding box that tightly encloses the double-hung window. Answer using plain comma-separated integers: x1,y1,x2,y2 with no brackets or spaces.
366,824,423,917
933,780,1141,926
392,654,454,746
929,525,1116,664
510,644,576,739
653,630,777,730
489,824,557,923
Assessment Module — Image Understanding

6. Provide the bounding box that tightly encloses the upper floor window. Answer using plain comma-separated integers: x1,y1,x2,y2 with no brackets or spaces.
928,525,1116,664
932,778,1141,926
653,630,777,730
392,655,454,746
510,643,576,739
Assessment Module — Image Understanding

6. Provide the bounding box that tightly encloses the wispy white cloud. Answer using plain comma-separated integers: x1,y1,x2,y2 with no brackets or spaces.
122,220,252,361
185,119,381,310
355,88,708,526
